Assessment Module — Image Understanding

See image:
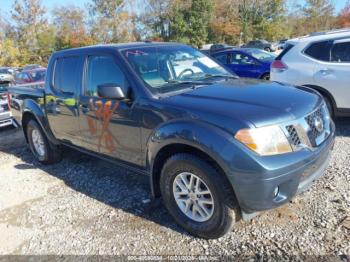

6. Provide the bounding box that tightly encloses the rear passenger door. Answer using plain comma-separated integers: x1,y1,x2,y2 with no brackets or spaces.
46,56,83,146
79,54,142,165
314,39,350,109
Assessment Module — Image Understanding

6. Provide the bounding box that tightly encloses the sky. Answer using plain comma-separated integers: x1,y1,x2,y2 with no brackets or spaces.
0,0,346,19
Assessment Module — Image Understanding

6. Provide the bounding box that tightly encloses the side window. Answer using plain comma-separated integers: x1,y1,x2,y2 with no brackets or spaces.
53,56,80,93
231,53,253,65
15,73,22,81
331,41,350,63
85,55,127,97
304,41,331,62
214,53,228,64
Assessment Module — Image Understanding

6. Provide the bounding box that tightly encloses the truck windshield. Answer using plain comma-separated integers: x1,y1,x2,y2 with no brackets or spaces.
122,45,236,94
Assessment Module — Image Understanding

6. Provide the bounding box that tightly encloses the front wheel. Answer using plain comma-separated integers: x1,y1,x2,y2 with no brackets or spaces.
160,153,239,239
27,119,62,164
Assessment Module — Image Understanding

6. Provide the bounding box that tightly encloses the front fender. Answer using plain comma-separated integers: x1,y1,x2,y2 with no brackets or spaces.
147,119,238,179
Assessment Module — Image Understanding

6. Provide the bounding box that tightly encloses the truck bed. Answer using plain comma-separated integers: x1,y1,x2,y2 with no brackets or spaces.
8,82,45,125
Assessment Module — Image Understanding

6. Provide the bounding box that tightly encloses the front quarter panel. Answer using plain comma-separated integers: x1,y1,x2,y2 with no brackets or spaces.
147,120,238,175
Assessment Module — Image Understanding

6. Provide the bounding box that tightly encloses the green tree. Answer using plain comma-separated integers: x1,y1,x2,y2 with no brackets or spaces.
141,0,172,40
0,39,21,66
169,0,213,48
89,0,137,43
11,0,49,64
53,6,94,50
299,0,336,34
238,0,288,42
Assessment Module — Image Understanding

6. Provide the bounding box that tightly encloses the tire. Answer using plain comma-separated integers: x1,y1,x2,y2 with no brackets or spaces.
264,47,271,52
261,73,270,81
26,119,62,164
160,153,239,239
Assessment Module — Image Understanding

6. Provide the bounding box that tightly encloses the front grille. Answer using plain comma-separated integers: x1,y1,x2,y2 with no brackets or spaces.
283,104,331,150
305,107,325,142
286,125,301,146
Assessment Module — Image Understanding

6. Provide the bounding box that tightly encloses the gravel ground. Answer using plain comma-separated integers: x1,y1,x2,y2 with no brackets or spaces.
0,118,349,259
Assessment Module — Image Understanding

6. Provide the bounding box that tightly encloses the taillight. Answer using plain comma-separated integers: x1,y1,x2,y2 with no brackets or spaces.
271,60,288,72
7,92,11,109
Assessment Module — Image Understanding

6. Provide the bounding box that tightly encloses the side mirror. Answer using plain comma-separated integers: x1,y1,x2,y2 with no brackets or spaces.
97,83,125,100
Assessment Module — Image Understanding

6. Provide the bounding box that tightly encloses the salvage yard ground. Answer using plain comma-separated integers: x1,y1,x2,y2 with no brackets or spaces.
0,119,349,257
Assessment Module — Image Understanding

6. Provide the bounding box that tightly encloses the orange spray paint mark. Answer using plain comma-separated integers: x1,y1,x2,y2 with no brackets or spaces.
86,99,120,153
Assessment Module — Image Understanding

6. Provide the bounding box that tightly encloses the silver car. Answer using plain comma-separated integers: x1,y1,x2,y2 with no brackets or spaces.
0,67,15,84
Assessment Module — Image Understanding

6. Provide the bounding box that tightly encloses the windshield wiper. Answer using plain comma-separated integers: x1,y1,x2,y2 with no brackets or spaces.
201,74,238,80
163,80,212,89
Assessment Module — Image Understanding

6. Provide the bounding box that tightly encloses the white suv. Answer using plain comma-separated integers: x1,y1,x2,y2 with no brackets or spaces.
271,29,350,117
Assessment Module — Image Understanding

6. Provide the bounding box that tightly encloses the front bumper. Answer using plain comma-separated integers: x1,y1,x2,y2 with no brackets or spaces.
228,127,335,219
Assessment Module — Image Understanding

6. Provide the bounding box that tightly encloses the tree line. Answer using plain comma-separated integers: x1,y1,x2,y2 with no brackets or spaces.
0,0,349,67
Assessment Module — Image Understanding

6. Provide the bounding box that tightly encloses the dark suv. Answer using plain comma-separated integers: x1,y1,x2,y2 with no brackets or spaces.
9,42,335,239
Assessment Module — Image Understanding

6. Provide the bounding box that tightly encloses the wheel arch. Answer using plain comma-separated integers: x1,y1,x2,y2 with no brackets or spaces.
21,99,58,145
302,84,337,115
146,120,239,207
151,143,237,207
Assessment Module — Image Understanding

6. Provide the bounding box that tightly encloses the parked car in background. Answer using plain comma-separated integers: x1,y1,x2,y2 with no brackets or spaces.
0,67,15,86
277,39,288,50
15,68,46,85
21,64,44,71
271,28,350,117
9,42,335,239
242,40,277,52
212,48,276,80
0,86,16,128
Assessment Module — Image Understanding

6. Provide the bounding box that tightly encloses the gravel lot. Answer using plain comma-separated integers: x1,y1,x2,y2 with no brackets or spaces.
0,118,349,259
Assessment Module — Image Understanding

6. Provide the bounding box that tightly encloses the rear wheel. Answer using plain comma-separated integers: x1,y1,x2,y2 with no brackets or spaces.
261,73,270,81
264,47,271,52
160,153,239,239
26,119,61,164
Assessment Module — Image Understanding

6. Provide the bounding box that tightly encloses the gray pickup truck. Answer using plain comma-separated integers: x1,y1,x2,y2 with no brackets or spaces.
9,42,335,239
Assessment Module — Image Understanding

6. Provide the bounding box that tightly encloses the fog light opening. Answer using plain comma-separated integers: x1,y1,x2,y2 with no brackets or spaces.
273,186,280,198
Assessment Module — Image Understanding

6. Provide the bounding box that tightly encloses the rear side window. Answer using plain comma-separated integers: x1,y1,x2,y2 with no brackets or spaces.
275,44,294,60
331,41,350,62
53,56,80,94
304,41,331,61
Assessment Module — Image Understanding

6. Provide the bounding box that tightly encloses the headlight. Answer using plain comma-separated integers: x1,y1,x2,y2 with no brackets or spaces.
235,125,292,156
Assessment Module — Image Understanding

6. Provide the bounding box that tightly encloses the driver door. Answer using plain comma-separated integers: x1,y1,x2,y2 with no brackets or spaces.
78,54,142,165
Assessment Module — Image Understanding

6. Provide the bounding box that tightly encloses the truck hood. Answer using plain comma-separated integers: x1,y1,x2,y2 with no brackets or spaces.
163,78,322,130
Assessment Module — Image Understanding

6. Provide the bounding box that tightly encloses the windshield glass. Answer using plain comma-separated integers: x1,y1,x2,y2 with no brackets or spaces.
122,45,235,94
0,69,10,74
245,49,276,62
29,70,46,82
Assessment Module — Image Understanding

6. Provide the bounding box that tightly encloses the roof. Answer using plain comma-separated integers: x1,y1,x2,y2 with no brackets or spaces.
53,42,186,56
288,29,350,44
211,47,261,55
22,68,47,73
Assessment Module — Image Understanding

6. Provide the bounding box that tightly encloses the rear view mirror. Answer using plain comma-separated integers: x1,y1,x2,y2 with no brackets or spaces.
97,84,125,100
